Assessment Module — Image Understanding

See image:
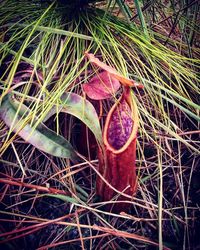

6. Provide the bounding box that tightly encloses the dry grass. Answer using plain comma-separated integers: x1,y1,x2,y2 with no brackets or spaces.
0,1,200,249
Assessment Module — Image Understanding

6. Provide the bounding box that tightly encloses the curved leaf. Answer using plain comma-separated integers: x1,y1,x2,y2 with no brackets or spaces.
0,95,77,161
83,71,120,100
43,92,103,146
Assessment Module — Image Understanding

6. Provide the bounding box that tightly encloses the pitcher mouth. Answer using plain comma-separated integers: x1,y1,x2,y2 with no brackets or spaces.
103,91,138,154
107,98,133,150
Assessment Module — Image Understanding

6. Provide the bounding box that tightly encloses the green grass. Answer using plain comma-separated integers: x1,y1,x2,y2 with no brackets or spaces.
0,0,199,249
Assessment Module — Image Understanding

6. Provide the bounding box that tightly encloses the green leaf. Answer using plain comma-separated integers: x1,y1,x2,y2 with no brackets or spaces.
133,0,149,39
43,92,103,146
0,95,77,161
45,194,80,204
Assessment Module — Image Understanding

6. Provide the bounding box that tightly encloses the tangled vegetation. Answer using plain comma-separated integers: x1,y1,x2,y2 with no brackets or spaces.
0,0,199,249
